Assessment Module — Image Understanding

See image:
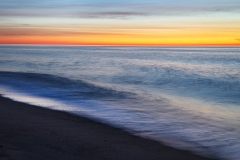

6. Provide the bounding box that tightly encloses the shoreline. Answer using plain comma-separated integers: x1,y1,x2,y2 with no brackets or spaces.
0,95,215,160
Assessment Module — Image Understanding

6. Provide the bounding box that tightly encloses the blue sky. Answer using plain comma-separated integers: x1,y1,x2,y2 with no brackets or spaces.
1,0,239,18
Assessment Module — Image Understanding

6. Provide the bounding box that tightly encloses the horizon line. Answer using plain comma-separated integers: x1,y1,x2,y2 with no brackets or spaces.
0,43,240,47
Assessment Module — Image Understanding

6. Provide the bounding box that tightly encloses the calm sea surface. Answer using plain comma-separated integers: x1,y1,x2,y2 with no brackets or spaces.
0,45,240,159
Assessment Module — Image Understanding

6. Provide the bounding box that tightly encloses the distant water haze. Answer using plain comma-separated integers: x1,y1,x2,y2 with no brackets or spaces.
0,46,240,160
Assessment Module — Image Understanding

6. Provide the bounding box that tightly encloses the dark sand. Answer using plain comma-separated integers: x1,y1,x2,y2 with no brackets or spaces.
0,96,215,160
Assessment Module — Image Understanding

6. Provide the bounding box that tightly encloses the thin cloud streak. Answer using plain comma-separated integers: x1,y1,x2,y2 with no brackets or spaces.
0,28,164,38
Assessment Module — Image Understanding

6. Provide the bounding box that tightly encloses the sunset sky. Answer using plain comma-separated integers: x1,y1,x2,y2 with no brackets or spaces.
0,0,240,46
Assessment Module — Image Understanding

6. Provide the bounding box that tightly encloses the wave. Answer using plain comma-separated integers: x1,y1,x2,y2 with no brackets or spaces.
0,71,135,101
112,64,240,105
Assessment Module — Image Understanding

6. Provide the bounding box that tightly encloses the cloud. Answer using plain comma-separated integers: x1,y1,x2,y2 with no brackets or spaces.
0,26,175,38
236,38,240,41
0,28,139,37
77,11,148,19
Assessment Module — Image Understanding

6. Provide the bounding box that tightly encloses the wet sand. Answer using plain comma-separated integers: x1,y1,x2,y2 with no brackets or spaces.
0,96,214,160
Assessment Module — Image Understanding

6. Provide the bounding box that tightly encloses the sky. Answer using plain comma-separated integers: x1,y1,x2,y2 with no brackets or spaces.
0,0,240,46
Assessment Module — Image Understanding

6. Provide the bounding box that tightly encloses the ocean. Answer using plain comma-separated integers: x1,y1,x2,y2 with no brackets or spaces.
0,45,239,159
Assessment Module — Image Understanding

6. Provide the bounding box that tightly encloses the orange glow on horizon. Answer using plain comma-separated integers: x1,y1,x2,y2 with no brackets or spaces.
1,38,239,47
0,27,240,46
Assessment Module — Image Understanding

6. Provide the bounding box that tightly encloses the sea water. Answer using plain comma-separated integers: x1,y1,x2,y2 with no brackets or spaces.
0,45,240,159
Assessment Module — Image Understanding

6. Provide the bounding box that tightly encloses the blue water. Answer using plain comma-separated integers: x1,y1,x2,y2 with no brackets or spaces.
0,45,240,159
